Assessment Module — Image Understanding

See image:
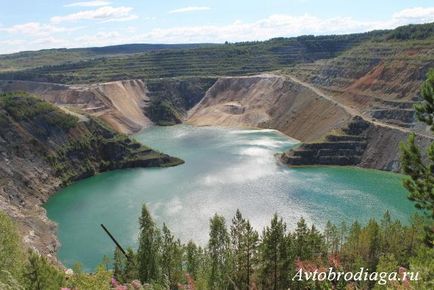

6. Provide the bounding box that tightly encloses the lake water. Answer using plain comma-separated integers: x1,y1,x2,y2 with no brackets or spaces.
44,125,414,270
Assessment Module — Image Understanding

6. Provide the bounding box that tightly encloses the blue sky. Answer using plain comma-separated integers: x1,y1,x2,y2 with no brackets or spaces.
1,0,434,53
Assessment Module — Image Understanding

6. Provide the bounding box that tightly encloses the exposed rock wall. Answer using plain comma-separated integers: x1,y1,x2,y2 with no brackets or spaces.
187,75,352,142
145,77,216,125
281,116,433,172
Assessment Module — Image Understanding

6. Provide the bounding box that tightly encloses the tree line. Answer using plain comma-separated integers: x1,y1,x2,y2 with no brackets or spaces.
111,206,431,290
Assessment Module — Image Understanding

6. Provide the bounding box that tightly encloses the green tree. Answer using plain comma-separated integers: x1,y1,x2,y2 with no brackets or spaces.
243,219,259,289
137,204,161,284
161,223,184,287
66,263,111,290
24,251,65,290
400,69,434,246
293,217,310,260
124,248,139,283
208,214,230,290
230,209,259,290
324,221,340,255
185,241,201,279
113,247,127,283
259,214,289,290
373,254,399,290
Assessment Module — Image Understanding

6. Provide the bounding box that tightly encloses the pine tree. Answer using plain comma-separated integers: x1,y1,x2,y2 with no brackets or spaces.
259,214,289,290
24,251,65,290
244,219,259,289
185,241,200,279
306,224,326,259
324,221,340,255
208,214,230,290
363,219,381,269
124,248,139,283
161,223,183,287
230,209,259,290
294,217,309,260
137,204,161,284
400,69,434,246
113,247,127,283
341,221,361,267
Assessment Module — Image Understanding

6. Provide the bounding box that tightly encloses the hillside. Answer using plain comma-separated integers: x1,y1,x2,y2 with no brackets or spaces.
0,43,213,73
0,92,183,258
0,32,382,84
187,74,351,142
0,77,216,133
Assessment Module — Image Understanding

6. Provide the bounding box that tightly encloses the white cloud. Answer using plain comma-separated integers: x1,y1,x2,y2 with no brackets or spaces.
100,15,139,23
2,6,434,54
168,6,210,14
0,22,79,36
65,1,111,7
51,6,137,23
139,8,434,43
393,7,434,23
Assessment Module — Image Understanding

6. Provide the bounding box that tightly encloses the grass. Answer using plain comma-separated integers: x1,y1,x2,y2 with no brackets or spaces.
0,92,79,129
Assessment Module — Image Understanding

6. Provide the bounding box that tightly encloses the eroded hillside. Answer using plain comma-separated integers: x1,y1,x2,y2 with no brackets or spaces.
0,77,215,134
187,75,351,142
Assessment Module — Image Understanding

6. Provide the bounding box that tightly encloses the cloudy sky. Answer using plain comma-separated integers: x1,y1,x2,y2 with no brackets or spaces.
1,0,434,54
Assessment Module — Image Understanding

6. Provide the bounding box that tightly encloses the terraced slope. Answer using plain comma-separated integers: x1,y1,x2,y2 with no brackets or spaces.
286,37,434,134
0,33,378,84
282,117,369,166
0,43,213,72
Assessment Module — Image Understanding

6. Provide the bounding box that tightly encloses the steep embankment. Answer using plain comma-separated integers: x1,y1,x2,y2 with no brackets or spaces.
0,77,215,134
188,75,351,142
0,93,183,259
0,79,151,134
281,116,432,171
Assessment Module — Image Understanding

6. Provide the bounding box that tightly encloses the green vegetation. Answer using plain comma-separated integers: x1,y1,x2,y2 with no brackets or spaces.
400,69,434,246
106,206,432,290
0,33,380,84
387,22,434,40
1,23,433,85
0,92,182,185
145,77,217,125
0,92,78,130
0,43,211,72
147,100,183,126
1,206,432,289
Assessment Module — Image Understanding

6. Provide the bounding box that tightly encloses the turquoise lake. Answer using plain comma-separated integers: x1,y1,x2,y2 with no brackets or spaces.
44,125,414,271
